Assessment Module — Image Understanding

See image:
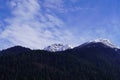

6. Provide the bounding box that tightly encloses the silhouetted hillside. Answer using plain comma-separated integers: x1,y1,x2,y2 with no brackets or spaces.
0,42,120,80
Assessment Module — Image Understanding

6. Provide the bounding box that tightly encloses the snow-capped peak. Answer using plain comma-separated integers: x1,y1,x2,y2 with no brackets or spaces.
88,39,117,48
44,44,73,52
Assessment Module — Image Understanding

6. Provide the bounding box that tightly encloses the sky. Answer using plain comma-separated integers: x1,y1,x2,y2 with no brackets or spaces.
0,0,120,49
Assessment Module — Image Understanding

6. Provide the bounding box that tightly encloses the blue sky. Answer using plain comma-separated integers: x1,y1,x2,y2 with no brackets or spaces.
0,0,120,49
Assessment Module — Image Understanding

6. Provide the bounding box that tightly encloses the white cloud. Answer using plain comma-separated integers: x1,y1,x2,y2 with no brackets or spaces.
43,0,87,13
1,0,75,49
44,0,64,9
0,21,4,34
43,0,66,13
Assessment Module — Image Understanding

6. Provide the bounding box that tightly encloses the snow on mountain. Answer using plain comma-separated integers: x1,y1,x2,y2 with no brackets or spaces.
75,39,119,49
87,39,118,48
44,39,119,52
44,44,73,52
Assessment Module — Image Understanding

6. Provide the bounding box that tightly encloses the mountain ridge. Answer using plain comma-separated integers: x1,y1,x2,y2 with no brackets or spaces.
0,39,120,80
0,39,119,52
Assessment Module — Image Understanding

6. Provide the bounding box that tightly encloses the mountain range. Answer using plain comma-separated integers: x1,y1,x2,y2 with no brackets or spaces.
0,39,120,80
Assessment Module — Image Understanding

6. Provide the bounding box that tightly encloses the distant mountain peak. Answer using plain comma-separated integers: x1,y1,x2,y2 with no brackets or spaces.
6,45,30,50
44,43,72,52
75,39,119,49
1,45,31,54
86,39,117,48
92,39,115,47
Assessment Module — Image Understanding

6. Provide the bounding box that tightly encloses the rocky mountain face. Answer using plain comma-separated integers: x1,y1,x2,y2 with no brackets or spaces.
44,44,72,52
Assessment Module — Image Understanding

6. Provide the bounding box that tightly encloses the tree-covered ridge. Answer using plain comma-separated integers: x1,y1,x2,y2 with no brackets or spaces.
0,43,120,80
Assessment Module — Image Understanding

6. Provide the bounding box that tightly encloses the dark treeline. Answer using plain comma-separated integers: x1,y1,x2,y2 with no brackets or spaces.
0,43,120,80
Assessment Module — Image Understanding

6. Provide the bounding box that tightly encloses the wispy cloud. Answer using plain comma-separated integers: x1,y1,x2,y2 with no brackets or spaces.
1,0,118,50
44,0,64,9
0,0,75,49
0,21,5,34
43,0,89,13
